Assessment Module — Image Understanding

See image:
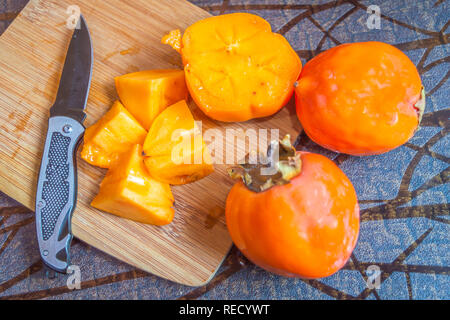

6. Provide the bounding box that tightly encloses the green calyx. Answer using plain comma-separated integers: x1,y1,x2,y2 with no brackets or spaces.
228,134,302,193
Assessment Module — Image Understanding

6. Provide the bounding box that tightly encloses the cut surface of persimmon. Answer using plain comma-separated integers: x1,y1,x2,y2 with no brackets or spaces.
91,144,175,226
81,100,147,168
115,69,189,130
162,13,302,122
143,100,214,185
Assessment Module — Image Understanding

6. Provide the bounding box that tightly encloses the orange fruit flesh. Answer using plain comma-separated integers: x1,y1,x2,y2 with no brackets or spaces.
91,144,175,226
167,13,302,122
81,100,147,168
115,69,189,130
143,100,214,185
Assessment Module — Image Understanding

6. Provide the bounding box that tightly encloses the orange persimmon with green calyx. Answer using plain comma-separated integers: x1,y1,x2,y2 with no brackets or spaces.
162,13,302,122
91,144,175,226
295,41,425,156
115,69,189,130
226,136,360,278
81,100,147,168
143,100,214,185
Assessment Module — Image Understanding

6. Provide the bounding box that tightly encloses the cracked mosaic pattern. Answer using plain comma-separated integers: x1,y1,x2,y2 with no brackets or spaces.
0,0,448,300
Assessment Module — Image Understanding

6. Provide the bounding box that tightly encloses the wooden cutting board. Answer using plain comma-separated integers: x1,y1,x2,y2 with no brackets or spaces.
0,0,301,286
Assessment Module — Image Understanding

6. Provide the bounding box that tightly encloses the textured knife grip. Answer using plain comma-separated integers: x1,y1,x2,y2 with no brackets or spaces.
41,132,70,240
36,116,84,273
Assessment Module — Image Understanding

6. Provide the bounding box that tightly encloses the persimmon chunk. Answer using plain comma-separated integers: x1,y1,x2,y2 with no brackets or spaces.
81,101,147,168
91,144,175,226
163,13,302,122
115,69,189,129
143,100,214,185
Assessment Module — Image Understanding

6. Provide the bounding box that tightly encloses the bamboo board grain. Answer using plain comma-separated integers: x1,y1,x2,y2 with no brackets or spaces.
0,0,301,286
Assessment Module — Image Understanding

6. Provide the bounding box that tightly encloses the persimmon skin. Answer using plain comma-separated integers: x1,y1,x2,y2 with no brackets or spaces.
166,13,302,122
226,152,360,279
295,41,423,156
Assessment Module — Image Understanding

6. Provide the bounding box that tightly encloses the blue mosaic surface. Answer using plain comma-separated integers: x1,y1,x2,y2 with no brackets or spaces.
0,0,448,300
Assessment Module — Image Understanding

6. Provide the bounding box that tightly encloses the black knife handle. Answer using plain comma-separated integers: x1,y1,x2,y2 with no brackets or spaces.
35,116,84,273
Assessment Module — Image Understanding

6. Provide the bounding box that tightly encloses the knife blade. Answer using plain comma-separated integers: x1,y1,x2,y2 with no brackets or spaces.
35,14,93,274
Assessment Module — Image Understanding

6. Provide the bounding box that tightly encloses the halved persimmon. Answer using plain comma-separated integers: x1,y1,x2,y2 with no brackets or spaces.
162,13,302,122
143,100,214,185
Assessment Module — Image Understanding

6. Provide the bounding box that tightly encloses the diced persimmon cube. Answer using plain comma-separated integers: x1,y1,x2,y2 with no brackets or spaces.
115,69,188,130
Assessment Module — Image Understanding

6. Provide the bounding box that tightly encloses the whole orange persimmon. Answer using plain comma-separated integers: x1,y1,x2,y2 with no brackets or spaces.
225,136,359,278
295,41,424,156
